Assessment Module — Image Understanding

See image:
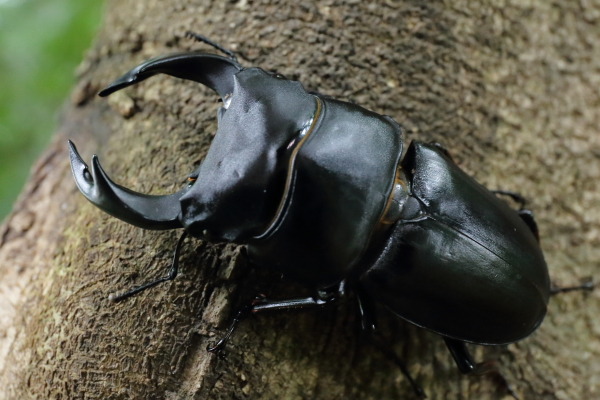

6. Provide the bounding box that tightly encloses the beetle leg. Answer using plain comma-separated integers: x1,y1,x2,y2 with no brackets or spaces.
500,208,595,295
516,209,540,242
207,283,344,353
443,337,519,400
550,277,594,295
356,289,426,399
108,232,187,302
490,190,541,240
493,195,595,295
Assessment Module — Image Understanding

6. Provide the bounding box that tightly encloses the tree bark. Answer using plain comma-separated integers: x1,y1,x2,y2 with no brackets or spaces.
1,1,599,399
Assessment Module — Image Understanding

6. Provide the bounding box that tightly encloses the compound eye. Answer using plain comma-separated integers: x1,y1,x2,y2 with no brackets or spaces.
270,72,287,80
187,172,198,185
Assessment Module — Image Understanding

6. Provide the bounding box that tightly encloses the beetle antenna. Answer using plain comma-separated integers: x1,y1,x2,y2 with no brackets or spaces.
108,232,188,302
185,31,238,63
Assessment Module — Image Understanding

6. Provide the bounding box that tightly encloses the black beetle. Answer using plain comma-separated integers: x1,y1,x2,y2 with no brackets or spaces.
68,33,592,398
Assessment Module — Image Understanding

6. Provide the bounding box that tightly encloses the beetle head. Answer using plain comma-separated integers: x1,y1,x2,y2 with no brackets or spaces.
70,53,316,243
180,68,316,241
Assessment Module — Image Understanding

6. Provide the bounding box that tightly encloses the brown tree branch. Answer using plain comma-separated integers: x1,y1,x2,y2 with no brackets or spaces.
1,1,599,399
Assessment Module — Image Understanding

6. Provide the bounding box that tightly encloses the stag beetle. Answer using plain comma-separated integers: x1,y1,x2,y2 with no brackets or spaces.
68,33,592,398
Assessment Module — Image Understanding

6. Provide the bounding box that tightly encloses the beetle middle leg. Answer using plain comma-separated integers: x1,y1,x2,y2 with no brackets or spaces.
444,337,520,400
207,282,345,353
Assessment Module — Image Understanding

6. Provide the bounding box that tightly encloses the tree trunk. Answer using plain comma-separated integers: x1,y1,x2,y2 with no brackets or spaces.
1,1,599,399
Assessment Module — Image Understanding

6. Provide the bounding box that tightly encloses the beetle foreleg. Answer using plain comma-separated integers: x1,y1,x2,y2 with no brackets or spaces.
207,283,344,353
108,232,188,302
443,337,519,400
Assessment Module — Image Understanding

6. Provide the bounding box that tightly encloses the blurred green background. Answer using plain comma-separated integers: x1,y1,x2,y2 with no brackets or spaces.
0,0,103,221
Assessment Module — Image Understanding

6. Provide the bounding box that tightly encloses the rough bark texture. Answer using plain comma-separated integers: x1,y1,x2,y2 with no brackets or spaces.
1,0,599,399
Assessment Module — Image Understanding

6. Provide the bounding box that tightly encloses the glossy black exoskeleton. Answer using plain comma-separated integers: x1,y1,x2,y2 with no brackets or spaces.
68,33,592,398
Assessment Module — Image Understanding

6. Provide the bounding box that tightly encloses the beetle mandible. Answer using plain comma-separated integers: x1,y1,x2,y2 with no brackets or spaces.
68,33,590,398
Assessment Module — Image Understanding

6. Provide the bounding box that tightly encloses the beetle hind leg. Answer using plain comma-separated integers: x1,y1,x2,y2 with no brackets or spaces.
550,276,594,295
356,289,426,399
444,337,519,400
489,191,595,294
